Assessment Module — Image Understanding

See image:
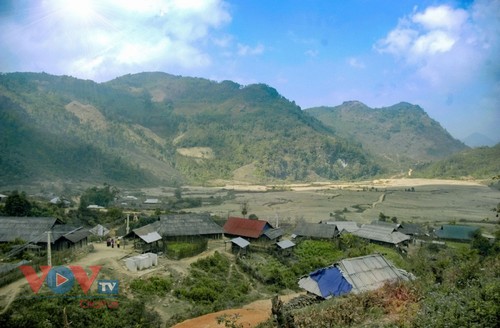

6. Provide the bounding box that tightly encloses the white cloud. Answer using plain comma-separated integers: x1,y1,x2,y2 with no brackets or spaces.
305,50,319,57
0,0,231,81
412,5,468,31
347,57,365,69
375,1,499,87
237,43,264,56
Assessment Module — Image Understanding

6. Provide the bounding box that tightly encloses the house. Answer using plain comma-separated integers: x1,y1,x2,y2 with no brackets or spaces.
434,225,480,241
0,216,63,247
351,224,410,246
126,213,223,243
298,254,414,299
52,227,91,250
223,217,274,240
323,221,360,233
399,223,426,237
144,198,160,204
0,217,89,252
153,213,223,240
293,222,339,240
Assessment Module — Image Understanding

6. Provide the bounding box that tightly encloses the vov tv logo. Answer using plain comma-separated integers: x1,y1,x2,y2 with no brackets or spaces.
19,265,119,295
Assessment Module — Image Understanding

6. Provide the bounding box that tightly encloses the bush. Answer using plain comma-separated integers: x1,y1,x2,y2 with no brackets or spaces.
130,276,173,296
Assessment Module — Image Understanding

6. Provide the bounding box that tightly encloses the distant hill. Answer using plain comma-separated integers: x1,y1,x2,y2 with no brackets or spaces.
462,132,497,147
412,143,500,180
306,101,468,174
0,72,380,187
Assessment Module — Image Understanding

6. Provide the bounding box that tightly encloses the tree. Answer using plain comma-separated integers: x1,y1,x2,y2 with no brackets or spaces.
240,200,249,218
470,230,491,256
4,191,32,216
79,184,118,210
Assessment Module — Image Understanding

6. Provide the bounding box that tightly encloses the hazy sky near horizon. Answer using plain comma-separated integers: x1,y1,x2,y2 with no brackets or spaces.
1,0,498,141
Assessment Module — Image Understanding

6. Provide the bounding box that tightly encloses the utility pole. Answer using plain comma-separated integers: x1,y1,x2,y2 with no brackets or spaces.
47,231,52,266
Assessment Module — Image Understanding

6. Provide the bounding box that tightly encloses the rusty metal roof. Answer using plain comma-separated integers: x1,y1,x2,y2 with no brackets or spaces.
223,217,272,238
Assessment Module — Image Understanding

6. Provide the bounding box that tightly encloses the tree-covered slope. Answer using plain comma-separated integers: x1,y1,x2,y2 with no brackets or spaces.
0,72,381,186
413,143,500,179
306,101,468,173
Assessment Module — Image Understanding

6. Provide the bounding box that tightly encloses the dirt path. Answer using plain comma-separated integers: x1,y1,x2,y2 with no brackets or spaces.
0,242,132,314
372,193,386,208
172,293,303,328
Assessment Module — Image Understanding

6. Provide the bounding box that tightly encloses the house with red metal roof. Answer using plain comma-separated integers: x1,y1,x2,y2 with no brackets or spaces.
223,217,280,241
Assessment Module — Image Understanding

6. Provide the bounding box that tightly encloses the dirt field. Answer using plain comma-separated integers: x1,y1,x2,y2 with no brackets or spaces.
165,179,500,233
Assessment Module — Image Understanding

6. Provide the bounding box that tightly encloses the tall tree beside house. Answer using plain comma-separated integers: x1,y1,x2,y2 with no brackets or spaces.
4,191,32,216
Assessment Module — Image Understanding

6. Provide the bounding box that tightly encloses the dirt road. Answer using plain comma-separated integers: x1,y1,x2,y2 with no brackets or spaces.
0,242,132,314
172,293,302,328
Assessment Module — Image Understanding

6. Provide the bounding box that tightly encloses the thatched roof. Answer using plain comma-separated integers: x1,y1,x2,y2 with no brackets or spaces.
0,217,62,243
152,213,223,237
293,222,338,239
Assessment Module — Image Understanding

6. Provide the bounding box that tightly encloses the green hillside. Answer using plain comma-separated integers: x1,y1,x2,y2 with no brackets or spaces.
306,101,468,173
413,143,500,180
0,72,380,186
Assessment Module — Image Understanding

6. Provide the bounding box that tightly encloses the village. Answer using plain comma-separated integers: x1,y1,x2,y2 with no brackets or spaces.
0,181,498,327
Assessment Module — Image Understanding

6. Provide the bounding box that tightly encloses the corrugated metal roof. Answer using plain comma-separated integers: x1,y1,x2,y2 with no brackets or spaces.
299,254,413,298
62,228,91,243
352,224,410,245
0,217,61,243
337,254,412,293
399,223,425,235
89,224,110,236
263,228,284,240
435,225,479,240
324,221,360,233
223,217,271,238
231,237,250,248
293,222,338,239
277,239,295,249
132,225,162,243
153,213,223,237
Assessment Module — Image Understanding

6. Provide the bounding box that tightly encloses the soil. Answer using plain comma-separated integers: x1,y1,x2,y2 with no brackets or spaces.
172,293,303,328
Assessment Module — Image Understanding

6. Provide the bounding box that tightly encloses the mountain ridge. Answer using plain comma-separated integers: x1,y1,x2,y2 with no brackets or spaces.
0,71,473,187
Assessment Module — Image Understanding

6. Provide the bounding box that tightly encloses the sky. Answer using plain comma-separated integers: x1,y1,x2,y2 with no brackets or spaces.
0,0,499,142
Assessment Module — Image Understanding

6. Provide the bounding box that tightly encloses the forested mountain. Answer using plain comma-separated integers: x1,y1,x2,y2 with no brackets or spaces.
412,143,500,180
306,101,468,174
0,72,381,187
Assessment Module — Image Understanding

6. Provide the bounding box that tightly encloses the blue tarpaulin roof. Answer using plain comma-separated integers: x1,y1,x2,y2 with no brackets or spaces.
309,267,352,298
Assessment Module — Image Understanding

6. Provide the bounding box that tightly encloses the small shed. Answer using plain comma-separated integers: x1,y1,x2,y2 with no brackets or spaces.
127,224,163,252
230,237,250,255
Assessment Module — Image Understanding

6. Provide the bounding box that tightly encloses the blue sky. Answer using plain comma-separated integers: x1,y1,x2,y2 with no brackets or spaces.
1,0,498,142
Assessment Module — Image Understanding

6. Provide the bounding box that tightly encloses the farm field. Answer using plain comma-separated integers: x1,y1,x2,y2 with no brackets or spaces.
144,179,500,234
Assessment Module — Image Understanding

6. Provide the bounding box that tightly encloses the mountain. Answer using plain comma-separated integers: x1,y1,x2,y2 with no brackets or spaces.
462,132,497,147
412,143,500,180
0,72,380,187
306,101,468,174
